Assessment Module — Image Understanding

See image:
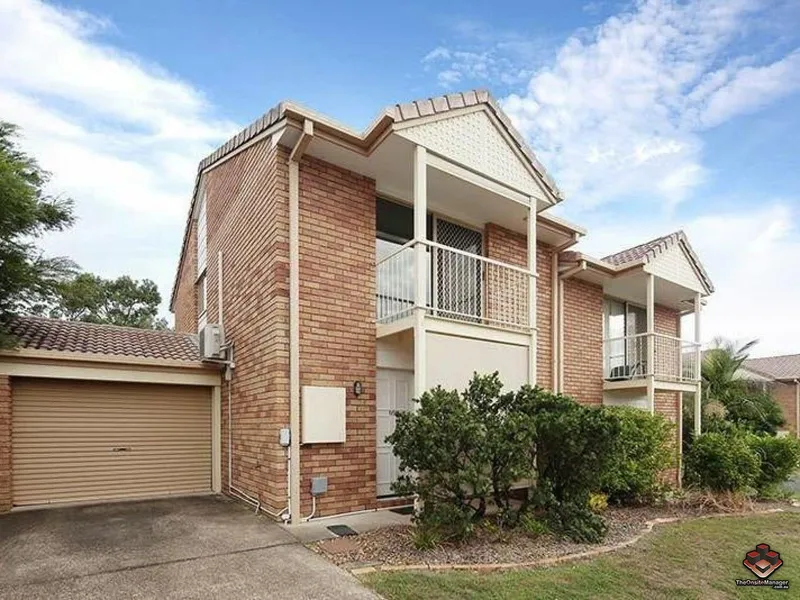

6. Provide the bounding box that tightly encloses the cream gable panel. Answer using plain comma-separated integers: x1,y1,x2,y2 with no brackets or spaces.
645,244,705,292
396,109,543,198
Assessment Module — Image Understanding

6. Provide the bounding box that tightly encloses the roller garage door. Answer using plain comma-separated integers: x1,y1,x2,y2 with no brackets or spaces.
12,378,212,507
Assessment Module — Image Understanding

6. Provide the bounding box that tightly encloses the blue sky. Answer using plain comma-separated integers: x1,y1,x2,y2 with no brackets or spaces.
1,0,799,354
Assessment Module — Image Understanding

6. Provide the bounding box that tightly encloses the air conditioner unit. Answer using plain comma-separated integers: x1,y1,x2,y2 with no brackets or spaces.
199,323,224,360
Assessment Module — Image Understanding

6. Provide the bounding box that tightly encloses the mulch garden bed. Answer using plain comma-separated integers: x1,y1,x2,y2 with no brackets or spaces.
310,501,789,570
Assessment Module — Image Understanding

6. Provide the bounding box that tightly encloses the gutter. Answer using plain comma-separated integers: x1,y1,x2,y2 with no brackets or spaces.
288,119,314,524
559,260,587,281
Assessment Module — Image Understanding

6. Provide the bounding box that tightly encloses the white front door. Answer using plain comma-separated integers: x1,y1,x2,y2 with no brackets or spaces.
376,368,414,497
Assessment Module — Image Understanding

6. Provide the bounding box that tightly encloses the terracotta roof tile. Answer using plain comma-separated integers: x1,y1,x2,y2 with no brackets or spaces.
744,355,800,381
602,230,714,293
602,233,676,266
5,316,202,362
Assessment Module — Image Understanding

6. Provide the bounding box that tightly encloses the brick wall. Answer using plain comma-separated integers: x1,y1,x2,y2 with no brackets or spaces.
484,223,554,390
562,278,604,404
173,226,198,334
773,381,798,435
201,139,290,514
655,390,681,486
297,154,377,517
0,375,10,512
654,305,681,486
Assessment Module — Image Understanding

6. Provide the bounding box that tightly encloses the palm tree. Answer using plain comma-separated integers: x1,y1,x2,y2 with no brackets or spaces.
702,337,758,405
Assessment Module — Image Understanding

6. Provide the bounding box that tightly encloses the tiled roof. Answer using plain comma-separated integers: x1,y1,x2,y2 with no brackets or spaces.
175,89,563,309
197,89,561,200
601,230,714,293
743,355,800,381
5,316,202,362
602,233,675,267
390,90,562,200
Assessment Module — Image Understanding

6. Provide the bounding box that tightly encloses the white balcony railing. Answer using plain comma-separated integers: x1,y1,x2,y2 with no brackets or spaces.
376,240,531,331
603,333,700,383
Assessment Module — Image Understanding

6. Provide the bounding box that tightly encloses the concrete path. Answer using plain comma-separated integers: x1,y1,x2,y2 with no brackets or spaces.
0,496,378,600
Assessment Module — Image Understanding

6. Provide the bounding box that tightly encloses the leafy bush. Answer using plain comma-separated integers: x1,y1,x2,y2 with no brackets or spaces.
518,513,550,537
684,432,760,492
518,389,620,543
387,382,489,541
746,434,800,493
412,527,441,550
389,374,621,545
724,390,785,435
600,407,674,505
588,492,609,514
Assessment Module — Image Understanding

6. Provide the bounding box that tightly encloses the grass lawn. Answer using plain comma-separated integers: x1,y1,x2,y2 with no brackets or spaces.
362,512,800,599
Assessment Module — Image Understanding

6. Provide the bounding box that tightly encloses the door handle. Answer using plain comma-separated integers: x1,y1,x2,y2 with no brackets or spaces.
111,447,132,452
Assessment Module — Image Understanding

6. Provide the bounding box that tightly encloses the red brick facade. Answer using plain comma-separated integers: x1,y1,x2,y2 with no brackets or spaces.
173,226,198,335
484,223,553,390
170,137,695,515
562,278,605,404
0,375,10,512
773,381,798,435
174,138,291,513
297,154,378,517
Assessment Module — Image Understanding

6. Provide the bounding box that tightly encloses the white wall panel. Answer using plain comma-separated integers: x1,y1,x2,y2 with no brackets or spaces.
426,332,528,392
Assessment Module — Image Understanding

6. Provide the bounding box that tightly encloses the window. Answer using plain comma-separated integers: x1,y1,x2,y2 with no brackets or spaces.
196,191,207,276
604,298,647,379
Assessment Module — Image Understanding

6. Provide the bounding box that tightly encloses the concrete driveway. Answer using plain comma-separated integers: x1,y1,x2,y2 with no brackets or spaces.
0,496,378,600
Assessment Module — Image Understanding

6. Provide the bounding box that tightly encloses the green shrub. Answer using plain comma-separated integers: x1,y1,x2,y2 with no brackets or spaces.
684,432,760,492
412,527,441,550
389,374,620,546
588,492,609,513
518,513,550,537
601,407,674,504
388,381,490,538
724,390,785,435
746,434,800,493
518,389,620,543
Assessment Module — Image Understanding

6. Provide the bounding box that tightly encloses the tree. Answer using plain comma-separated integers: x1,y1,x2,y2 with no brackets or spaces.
49,273,168,330
0,122,76,347
687,337,785,438
702,337,758,405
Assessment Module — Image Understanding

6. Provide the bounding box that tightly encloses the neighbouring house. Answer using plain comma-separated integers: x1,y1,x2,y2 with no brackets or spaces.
0,89,714,518
740,355,800,437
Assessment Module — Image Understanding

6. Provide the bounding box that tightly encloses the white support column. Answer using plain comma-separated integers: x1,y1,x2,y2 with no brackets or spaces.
413,145,427,399
646,273,655,414
694,292,702,434
528,206,537,386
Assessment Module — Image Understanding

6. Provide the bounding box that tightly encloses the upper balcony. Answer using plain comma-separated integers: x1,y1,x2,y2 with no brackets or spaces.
376,238,531,334
603,333,700,390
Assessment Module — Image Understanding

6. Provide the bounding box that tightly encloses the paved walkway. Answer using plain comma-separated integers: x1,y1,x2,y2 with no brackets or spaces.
0,496,378,600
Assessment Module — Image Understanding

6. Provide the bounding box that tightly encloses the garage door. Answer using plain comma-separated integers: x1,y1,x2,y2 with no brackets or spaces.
12,378,212,506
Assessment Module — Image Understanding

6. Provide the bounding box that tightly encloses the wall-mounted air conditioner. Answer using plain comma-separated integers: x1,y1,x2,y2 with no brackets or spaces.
199,323,225,360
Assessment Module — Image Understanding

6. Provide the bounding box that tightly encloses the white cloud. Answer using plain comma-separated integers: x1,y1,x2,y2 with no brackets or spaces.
0,0,237,319
421,22,547,89
499,0,800,208
421,1,800,354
